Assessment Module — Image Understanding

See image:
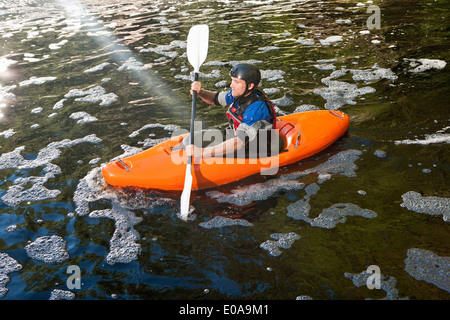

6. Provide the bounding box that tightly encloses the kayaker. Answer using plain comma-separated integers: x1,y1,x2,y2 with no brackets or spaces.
186,63,277,159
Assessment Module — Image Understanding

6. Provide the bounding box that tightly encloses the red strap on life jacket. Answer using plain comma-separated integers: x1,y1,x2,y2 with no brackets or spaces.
226,91,276,131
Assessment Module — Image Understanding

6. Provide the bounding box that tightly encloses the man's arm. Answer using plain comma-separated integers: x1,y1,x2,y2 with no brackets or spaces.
186,136,244,158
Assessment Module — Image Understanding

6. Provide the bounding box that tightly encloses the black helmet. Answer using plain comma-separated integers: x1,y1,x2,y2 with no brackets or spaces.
229,64,261,89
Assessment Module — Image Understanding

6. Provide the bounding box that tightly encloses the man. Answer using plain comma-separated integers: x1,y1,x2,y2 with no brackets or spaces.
186,64,277,159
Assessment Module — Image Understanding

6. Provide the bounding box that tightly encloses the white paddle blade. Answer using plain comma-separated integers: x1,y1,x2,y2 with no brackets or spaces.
187,25,209,73
180,164,193,221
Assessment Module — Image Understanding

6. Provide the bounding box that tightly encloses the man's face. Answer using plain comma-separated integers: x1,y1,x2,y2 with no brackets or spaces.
230,77,253,97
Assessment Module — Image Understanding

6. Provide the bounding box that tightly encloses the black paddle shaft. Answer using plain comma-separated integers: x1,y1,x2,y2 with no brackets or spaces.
188,72,199,165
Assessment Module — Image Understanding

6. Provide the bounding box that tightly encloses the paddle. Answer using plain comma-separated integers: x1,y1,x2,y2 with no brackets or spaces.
180,24,209,221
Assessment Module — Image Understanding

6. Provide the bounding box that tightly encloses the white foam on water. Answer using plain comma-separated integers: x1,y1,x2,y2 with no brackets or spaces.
0,134,96,171
315,79,375,109
0,252,22,298
344,269,408,300
31,107,42,113
215,80,227,88
160,27,178,34
314,65,397,108
19,76,57,87
394,128,450,145
83,62,110,73
374,149,386,158
87,30,112,37
261,69,286,82
207,179,305,207
293,104,320,112
128,123,180,138
89,201,142,265
207,149,363,206
258,46,279,52
2,173,61,207
53,98,66,110
73,164,177,265
0,85,16,101
260,232,301,257
204,60,263,68
25,235,69,263
175,69,221,81
64,85,118,106
349,64,398,82
288,202,377,228
69,111,98,124
400,191,450,222
49,39,68,50
117,57,149,72
0,57,17,72
49,289,75,300
319,35,343,46
404,248,450,293
0,129,15,139
89,157,101,165
73,167,115,217
283,151,373,227
313,64,336,71
404,58,447,73
295,37,315,46
263,88,280,95
199,216,254,229
140,40,186,59
271,95,294,108
0,134,102,207
336,19,352,24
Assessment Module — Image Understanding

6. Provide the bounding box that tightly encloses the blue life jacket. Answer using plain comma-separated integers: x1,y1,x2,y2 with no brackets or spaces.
225,90,276,131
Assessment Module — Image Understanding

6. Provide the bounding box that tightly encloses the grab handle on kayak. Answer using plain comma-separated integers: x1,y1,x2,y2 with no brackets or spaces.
329,110,344,119
117,159,131,172
295,132,301,148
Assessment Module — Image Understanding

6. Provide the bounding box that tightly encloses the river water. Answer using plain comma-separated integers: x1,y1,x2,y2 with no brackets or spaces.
0,0,448,300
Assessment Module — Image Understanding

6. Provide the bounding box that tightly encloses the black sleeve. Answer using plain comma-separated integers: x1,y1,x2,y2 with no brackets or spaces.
213,92,220,106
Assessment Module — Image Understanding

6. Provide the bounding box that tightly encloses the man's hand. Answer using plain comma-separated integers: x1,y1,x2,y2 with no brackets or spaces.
190,81,202,96
185,144,203,159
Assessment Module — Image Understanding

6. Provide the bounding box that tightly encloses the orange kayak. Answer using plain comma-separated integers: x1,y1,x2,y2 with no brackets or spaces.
102,110,349,191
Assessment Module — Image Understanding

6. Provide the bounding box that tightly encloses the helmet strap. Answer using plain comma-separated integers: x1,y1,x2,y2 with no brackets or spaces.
241,82,255,98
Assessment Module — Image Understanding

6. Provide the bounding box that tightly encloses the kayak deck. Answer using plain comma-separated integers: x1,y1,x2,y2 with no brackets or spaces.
101,110,350,191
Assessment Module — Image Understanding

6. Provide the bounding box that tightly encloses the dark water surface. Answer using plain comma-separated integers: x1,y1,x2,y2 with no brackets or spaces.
0,0,449,300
